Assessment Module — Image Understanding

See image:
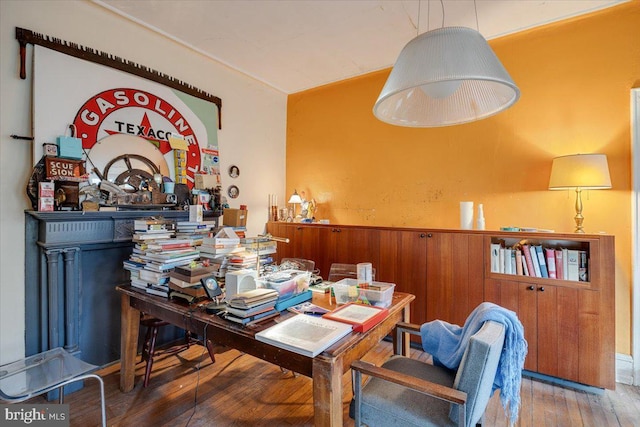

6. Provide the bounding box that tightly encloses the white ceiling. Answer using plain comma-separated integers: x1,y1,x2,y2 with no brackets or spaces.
95,0,626,94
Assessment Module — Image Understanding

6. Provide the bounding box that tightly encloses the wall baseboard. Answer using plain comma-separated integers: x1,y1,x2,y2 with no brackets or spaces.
615,353,634,385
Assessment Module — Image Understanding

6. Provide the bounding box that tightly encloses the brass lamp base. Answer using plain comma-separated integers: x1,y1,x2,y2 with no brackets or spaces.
574,188,585,233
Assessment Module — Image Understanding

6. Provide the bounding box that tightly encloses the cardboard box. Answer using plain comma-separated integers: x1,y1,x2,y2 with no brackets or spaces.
194,173,220,190
223,208,247,227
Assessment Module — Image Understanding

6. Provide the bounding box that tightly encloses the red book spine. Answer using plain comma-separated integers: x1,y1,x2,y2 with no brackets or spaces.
545,248,557,279
522,245,536,278
555,249,564,280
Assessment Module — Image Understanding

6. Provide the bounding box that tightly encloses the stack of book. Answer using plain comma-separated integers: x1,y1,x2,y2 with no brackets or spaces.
224,288,280,325
490,242,588,282
132,217,176,240
241,237,277,275
175,220,217,246
168,261,219,303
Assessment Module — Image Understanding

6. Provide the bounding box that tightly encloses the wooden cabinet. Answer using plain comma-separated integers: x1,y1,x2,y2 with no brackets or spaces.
265,223,615,389
425,232,485,327
483,233,615,389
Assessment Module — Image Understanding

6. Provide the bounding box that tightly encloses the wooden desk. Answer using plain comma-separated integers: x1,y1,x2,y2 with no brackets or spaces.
117,286,413,426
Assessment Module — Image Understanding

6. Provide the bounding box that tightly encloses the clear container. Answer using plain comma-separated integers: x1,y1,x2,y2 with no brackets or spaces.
332,278,395,307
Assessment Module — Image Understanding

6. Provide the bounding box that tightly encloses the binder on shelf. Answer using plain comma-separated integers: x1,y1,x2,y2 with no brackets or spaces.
545,248,557,279
535,245,549,278
566,249,580,281
555,249,564,280
522,245,538,278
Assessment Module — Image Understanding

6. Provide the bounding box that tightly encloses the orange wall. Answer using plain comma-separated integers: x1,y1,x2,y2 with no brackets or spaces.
287,2,640,354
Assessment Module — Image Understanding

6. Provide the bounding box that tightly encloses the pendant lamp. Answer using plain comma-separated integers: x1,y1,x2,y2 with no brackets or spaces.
373,26,520,127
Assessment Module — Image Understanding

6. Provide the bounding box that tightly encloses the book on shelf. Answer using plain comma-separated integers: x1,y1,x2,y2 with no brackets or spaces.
566,249,580,281
555,249,564,280
521,253,530,276
490,243,501,273
254,314,353,357
535,245,549,278
579,250,588,282
322,303,389,333
498,248,505,274
545,248,557,279
515,250,523,276
521,245,537,278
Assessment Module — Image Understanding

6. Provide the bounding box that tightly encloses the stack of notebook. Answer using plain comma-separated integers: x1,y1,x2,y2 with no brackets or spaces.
224,288,280,325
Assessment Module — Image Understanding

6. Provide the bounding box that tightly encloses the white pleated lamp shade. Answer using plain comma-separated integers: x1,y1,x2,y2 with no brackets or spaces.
373,27,520,127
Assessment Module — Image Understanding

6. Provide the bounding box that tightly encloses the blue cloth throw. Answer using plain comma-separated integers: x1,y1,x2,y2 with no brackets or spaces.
420,302,528,426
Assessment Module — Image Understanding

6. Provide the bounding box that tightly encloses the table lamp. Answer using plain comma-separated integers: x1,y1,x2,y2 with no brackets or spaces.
548,154,611,233
288,189,302,220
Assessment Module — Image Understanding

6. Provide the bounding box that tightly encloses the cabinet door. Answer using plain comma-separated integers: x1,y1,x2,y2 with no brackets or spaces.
321,227,380,276
426,233,484,326
378,230,427,324
484,279,538,372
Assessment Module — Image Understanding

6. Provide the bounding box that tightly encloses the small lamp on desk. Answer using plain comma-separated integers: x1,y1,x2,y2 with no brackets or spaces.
548,153,612,233
288,189,303,221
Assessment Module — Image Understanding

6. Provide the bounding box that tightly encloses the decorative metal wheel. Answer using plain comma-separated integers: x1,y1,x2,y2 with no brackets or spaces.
102,154,161,192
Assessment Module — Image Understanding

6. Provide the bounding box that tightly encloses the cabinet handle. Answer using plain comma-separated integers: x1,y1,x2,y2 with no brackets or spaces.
332,228,341,233
296,227,303,231
419,233,426,238
539,287,545,292
427,233,433,238
528,286,535,291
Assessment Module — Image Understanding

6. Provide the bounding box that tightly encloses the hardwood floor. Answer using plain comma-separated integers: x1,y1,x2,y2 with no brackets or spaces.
29,341,640,427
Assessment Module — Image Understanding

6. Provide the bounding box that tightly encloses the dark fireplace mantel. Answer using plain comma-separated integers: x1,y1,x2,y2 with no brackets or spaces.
25,209,218,365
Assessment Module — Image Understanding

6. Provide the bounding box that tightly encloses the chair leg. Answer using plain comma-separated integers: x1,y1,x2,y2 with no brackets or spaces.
143,325,160,387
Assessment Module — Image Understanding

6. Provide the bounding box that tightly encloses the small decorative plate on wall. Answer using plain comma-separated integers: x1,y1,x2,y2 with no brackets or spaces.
229,165,240,178
227,185,239,199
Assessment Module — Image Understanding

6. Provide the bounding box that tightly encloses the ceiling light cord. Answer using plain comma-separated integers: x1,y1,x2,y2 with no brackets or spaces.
440,0,444,28
474,0,480,32
417,0,421,36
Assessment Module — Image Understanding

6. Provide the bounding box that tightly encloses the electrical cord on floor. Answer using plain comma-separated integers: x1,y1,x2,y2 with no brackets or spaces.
184,322,208,427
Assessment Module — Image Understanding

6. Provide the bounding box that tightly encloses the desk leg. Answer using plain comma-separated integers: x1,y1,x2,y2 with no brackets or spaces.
119,293,140,392
401,304,411,356
313,357,343,427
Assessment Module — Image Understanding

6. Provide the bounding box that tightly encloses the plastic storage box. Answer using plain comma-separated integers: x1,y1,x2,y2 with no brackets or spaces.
256,269,311,299
332,278,395,307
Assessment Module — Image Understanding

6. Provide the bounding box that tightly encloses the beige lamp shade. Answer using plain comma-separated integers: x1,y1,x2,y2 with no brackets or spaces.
548,154,612,190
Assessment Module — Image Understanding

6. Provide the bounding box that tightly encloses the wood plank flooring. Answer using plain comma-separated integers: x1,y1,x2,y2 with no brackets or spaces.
28,341,640,427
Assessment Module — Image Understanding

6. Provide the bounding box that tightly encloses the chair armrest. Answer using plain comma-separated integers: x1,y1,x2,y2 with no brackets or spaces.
394,322,421,355
395,322,421,335
351,360,467,406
